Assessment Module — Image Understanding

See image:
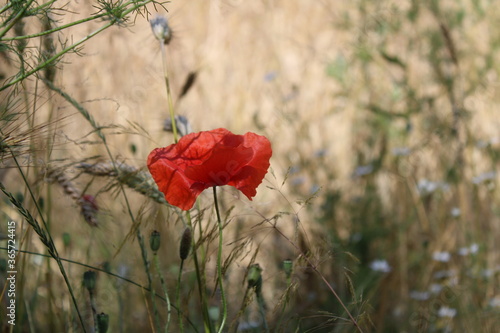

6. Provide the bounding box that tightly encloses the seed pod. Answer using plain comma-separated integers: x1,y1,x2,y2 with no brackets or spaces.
83,270,97,292
247,264,263,291
283,259,293,279
150,230,161,253
62,232,71,248
179,227,192,260
97,312,109,333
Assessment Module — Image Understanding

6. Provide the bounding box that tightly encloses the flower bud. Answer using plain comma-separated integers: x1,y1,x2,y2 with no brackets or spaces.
83,270,97,292
97,312,109,333
283,259,293,279
179,227,192,260
62,232,71,248
149,230,161,253
150,15,172,44
247,264,262,291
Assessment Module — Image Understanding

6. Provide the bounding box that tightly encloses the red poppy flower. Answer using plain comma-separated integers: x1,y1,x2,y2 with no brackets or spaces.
147,128,272,210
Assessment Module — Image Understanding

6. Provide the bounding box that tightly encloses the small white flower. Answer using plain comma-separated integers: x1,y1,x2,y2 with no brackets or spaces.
410,290,430,301
31,255,44,266
450,207,461,217
459,243,479,256
437,306,457,318
417,179,438,195
429,283,443,294
489,296,500,308
481,269,494,278
392,147,411,156
353,164,374,178
433,270,456,279
469,243,479,254
458,247,469,256
433,251,451,262
370,259,391,273
472,170,496,184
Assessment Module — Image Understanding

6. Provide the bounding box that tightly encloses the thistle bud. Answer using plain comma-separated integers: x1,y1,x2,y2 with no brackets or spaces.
283,259,293,279
247,264,263,291
97,312,109,333
179,227,192,260
150,230,161,253
83,270,97,292
150,15,172,44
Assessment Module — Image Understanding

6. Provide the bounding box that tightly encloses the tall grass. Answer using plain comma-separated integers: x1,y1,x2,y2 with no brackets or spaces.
1,0,499,332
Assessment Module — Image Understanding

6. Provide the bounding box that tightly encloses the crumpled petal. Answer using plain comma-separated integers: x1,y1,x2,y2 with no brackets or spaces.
147,128,272,210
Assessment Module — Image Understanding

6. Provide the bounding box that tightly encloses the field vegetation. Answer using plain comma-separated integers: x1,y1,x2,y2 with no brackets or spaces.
1,0,499,332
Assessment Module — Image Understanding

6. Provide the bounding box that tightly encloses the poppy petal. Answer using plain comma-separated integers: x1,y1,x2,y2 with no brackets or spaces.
147,128,272,210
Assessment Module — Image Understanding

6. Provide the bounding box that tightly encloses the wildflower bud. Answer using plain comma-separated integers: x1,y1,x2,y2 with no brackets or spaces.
283,259,293,279
150,230,161,253
247,264,262,291
62,232,71,248
97,312,109,333
179,227,192,260
83,270,97,292
150,15,172,44
164,115,192,137
130,143,137,155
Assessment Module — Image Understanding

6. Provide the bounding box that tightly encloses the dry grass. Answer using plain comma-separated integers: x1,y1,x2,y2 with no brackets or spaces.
1,0,499,332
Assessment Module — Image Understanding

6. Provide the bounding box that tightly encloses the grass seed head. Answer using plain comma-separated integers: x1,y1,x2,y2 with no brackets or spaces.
79,194,99,227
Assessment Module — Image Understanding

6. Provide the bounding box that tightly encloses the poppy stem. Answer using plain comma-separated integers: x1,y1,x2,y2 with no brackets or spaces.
160,40,179,143
212,186,228,333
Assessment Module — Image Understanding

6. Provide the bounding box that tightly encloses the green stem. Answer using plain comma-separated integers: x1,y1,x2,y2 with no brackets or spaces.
0,0,156,92
186,211,214,333
154,253,172,332
1,11,109,41
176,259,185,333
212,186,227,333
0,246,199,332
0,0,34,39
256,291,269,333
0,149,86,332
89,290,99,333
160,41,179,142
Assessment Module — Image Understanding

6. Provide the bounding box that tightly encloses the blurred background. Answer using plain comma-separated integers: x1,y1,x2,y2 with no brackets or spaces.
1,0,499,332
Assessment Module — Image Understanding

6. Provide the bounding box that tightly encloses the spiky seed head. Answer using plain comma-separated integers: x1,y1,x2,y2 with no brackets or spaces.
83,270,97,292
79,195,99,227
179,227,192,260
150,15,172,44
97,312,109,333
150,230,161,253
